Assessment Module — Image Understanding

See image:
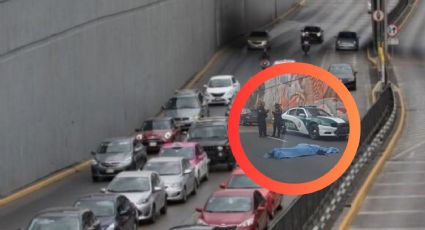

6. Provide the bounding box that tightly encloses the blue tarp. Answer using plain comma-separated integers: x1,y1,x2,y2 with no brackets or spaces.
264,144,340,159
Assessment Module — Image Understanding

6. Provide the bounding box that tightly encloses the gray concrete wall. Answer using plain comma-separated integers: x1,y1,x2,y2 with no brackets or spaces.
0,0,297,196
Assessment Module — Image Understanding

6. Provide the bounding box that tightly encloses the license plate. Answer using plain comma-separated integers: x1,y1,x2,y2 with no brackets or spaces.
106,169,114,174
149,142,157,147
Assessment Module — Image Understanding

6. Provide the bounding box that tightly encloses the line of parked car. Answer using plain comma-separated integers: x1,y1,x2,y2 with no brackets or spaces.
24,73,283,230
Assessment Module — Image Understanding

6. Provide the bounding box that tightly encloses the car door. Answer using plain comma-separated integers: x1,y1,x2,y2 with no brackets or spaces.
253,191,268,229
295,109,310,134
283,109,300,131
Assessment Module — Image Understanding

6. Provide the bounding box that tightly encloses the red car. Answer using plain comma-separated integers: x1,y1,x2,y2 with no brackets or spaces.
135,117,181,153
220,168,282,218
160,142,210,185
196,189,268,230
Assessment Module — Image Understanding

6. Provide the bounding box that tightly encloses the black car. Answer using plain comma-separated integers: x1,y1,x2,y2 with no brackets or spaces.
91,137,148,182
163,89,209,131
301,26,324,43
246,31,271,50
240,108,258,126
170,225,219,230
26,207,101,230
335,31,359,51
187,117,235,170
328,63,357,90
74,193,138,230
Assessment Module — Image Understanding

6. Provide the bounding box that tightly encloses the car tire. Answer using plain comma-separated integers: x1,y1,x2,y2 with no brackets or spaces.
192,179,198,195
149,204,157,223
181,187,188,203
308,124,320,140
160,199,168,214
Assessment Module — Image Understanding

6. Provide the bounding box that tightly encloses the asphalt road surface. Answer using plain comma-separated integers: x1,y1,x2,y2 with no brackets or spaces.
240,126,347,183
0,0,373,229
350,1,425,229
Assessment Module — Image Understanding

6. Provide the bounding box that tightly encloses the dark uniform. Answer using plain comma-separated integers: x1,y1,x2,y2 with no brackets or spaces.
257,105,268,137
272,105,283,137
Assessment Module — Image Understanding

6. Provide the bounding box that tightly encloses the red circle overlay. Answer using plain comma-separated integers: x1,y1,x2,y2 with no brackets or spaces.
228,62,361,195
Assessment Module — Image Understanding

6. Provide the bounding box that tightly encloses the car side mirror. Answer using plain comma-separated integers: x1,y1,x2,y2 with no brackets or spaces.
100,188,107,193
153,186,162,192
184,169,193,174
219,183,226,189
195,207,203,212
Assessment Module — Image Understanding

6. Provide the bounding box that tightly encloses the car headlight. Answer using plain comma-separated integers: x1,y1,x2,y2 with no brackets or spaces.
217,146,224,151
106,223,115,230
164,132,172,139
197,218,207,225
317,32,322,36
91,159,98,165
302,32,307,36
237,217,255,227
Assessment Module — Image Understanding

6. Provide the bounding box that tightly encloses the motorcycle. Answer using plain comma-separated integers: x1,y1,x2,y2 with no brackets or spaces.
301,40,310,55
260,48,271,69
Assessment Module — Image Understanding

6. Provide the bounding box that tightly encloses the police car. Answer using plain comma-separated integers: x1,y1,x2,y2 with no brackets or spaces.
281,106,348,139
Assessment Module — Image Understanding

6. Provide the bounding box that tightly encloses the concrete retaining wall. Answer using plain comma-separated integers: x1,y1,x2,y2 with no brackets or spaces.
0,0,297,196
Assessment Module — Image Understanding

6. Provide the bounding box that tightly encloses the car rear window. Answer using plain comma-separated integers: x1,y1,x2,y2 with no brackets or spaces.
250,31,268,37
305,26,320,32
338,32,356,38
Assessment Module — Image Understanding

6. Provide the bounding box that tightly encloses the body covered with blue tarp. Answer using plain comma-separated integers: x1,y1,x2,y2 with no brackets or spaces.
264,144,340,159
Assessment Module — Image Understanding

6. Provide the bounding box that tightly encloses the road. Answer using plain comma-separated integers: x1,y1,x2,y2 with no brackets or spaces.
241,126,347,183
0,0,373,229
350,0,425,229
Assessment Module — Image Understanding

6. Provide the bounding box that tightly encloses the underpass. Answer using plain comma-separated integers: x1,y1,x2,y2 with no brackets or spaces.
0,0,377,229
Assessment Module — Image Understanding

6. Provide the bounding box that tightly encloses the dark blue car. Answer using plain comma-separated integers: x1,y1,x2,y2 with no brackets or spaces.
74,193,138,230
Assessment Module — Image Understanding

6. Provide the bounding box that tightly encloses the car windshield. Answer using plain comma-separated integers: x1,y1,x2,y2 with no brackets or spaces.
208,78,232,88
205,196,252,212
227,175,261,189
108,177,150,193
305,26,320,32
338,32,356,38
250,31,268,37
28,216,81,230
306,108,331,117
165,97,199,109
74,200,115,217
160,147,195,159
189,125,227,139
143,120,171,131
97,140,132,154
329,65,352,74
144,161,181,175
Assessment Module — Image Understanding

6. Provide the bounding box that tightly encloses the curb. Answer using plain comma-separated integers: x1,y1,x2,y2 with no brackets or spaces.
337,85,406,230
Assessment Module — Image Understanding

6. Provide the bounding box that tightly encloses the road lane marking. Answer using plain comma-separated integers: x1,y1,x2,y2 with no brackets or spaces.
351,228,425,230
375,182,425,186
266,136,287,142
380,170,425,175
338,85,406,230
387,160,425,164
391,139,425,160
366,195,425,199
358,210,425,215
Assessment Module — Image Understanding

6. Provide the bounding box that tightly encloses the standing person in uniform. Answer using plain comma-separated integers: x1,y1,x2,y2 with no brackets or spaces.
256,101,269,137
272,103,283,138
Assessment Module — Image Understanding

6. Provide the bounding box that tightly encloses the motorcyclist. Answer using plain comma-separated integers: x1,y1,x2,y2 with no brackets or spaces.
301,36,311,55
260,47,271,69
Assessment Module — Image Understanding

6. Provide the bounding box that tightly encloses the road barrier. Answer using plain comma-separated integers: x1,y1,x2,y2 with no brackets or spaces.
270,85,396,230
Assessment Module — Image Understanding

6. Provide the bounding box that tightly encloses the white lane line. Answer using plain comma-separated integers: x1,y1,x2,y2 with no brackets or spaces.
367,195,425,199
358,210,425,215
267,136,287,142
391,139,425,160
381,170,425,175
375,182,425,186
351,228,425,230
387,160,425,164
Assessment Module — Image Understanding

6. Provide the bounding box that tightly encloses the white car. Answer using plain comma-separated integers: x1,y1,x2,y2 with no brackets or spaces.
204,75,240,105
282,106,349,139
273,59,296,65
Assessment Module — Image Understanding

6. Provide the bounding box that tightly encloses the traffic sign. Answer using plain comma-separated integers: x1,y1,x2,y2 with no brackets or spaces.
388,24,399,37
373,10,384,22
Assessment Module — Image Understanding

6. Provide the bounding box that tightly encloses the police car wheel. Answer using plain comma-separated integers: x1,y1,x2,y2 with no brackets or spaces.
309,125,320,140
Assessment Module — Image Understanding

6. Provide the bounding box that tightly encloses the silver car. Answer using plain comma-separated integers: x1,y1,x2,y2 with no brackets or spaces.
335,31,359,51
101,171,167,223
144,157,197,202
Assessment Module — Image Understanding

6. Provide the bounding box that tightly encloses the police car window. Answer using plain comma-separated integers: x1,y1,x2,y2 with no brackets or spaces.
296,109,306,116
307,108,331,117
288,109,297,116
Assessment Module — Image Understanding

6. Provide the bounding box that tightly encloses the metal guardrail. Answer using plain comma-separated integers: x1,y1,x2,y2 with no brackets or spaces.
388,0,410,24
270,86,395,230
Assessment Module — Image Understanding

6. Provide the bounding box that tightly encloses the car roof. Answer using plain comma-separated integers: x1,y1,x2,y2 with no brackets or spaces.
36,207,87,217
75,193,120,202
209,75,233,80
148,156,184,162
162,142,197,148
145,117,173,121
304,25,321,29
115,171,154,178
174,89,199,97
212,189,256,197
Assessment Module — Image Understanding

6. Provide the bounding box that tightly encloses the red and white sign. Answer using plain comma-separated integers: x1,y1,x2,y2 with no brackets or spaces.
388,24,399,37
373,10,384,22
